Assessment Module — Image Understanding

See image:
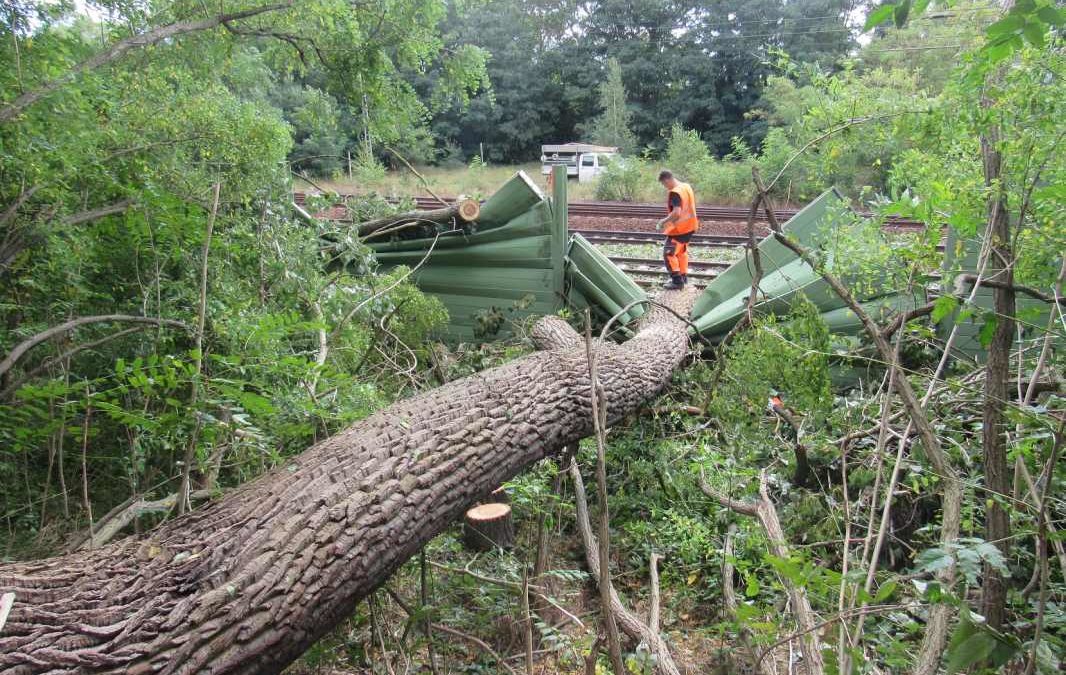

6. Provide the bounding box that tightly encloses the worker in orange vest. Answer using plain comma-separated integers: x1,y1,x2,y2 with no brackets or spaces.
655,170,699,290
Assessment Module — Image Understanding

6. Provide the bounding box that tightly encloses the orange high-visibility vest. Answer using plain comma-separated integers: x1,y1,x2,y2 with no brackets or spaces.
665,182,698,236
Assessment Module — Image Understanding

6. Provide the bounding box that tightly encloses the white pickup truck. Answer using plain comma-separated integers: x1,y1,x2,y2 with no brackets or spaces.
540,143,620,182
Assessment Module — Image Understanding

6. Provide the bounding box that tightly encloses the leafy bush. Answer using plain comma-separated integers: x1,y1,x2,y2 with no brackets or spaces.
352,146,387,183
594,156,648,201
661,125,754,205
664,124,711,175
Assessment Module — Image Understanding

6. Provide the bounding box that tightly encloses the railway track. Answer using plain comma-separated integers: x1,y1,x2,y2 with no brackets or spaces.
574,228,749,248
295,191,934,287
607,256,721,286
293,192,927,229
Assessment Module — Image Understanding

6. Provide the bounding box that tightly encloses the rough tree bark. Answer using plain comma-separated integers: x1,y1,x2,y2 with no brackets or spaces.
0,290,697,674
978,125,1014,631
356,199,480,239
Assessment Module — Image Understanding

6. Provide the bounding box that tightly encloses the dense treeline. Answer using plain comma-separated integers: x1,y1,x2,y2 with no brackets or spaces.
430,0,855,163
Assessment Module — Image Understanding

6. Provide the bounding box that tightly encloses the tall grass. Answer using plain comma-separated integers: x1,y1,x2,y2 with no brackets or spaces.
299,125,820,207
301,162,600,202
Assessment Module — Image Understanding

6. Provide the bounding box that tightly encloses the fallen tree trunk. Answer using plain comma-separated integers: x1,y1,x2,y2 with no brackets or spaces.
0,290,697,674
356,198,480,239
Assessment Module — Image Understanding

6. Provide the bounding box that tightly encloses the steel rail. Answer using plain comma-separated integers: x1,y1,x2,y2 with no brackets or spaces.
292,191,928,228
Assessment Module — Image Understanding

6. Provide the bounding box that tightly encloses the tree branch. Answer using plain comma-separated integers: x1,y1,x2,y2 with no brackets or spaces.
700,469,826,675
62,199,136,227
0,315,192,379
583,310,625,675
0,325,145,399
0,3,295,123
570,462,683,675
956,273,1062,305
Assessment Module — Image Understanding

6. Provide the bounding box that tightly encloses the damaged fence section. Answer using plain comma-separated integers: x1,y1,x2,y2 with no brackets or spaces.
320,166,1048,371
361,171,566,341
690,188,925,341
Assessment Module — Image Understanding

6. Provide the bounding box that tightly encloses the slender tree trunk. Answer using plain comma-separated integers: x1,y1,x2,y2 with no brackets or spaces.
979,128,1014,630
179,183,221,515
584,311,626,675
0,291,697,674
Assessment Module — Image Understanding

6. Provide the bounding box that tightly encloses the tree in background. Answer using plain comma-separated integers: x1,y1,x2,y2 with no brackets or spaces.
426,0,856,163
426,0,581,163
587,58,638,152
0,0,478,555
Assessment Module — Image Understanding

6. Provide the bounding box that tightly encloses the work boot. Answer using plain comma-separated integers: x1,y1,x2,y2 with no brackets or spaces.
681,274,689,286
662,274,684,290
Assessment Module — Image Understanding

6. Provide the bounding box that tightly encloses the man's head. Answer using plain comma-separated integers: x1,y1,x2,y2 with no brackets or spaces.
658,169,677,190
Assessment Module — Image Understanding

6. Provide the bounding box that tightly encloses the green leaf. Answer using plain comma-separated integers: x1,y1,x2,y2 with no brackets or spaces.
893,0,912,27
931,295,957,324
947,629,997,674
916,546,953,574
978,314,998,348
864,4,896,31
1036,6,1064,25
987,13,1024,37
946,611,1020,674
1022,21,1046,47
745,574,760,598
874,580,898,603
974,541,1011,577
238,391,275,416
982,39,1015,63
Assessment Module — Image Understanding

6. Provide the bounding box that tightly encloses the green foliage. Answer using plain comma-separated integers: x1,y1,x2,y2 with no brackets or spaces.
708,299,833,432
658,125,754,204
594,156,648,202
664,125,711,175
587,58,638,153
428,0,854,163
944,608,1021,674
916,538,1011,586
0,0,461,555
351,145,387,183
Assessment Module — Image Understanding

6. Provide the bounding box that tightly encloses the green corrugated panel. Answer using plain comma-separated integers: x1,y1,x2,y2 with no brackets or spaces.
691,188,850,320
478,171,549,228
374,235,553,268
692,189,856,339
364,170,566,341
565,233,648,325
819,292,923,335
691,189,918,342
937,227,1057,362
937,227,989,361
368,208,553,253
549,166,569,318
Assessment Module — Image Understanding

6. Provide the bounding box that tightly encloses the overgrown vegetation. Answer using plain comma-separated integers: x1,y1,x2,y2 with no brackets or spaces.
1,1,1064,674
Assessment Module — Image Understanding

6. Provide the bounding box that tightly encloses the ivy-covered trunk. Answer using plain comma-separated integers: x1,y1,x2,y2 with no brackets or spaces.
0,291,696,675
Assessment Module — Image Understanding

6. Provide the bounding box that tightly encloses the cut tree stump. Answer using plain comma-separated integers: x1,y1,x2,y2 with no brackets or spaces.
463,503,515,551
